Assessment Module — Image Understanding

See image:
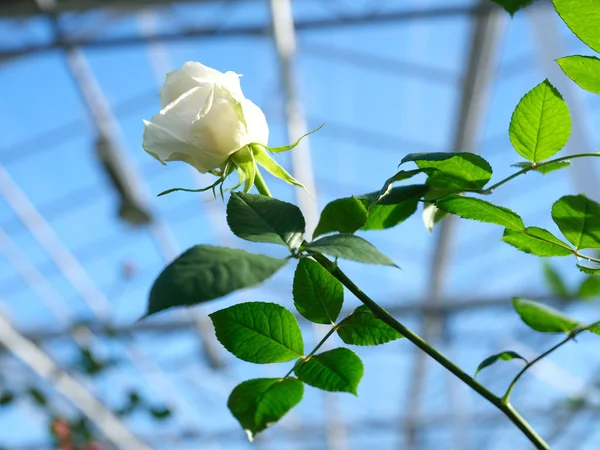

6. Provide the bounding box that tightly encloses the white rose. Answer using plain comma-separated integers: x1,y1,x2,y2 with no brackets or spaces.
142,61,269,173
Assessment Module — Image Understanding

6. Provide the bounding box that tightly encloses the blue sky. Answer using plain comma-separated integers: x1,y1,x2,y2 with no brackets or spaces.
1,1,600,449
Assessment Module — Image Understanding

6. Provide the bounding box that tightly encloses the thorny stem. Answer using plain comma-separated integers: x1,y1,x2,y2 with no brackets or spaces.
503,320,600,404
310,252,550,450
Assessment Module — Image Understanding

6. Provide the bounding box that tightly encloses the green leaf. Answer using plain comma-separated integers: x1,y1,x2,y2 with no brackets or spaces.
557,56,600,95
78,348,109,376
552,194,600,250
360,200,419,231
147,246,287,317
231,145,256,193
27,387,47,406
490,0,533,15
266,124,324,152
118,391,145,416
509,80,571,162
303,234,397,267
251,145,307,190
543,262,571,299
578,276,600,300
358,185,427,231
370,169,427,205
553,0,600,53
513,298,579,333
293,258,343,324
227,192,305,249
512,161,572,176
227,378,303,441
149,407,172,420
510,161,572,175
511,162,532,169
422,202,448,232
402,152,493,193
337,305,403,346
536,161,572,175
475,351,527,378
502,227,573,257
0,391,14,406
361,185,429,207
293,348,364,395
210,302,304,363
435,195,525,231
577,264,600,275
313,197,368,238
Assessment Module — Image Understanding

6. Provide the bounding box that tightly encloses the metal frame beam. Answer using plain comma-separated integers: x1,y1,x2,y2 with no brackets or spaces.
268,1,343,448
0,4,494,59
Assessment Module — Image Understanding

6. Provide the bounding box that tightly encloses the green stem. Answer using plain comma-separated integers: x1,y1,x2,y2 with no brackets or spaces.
481,153,600,195
283,323,340,379
574,252,600,265
503,320,600,403
304,325,339,361
254,168,272,197
310,252,549,450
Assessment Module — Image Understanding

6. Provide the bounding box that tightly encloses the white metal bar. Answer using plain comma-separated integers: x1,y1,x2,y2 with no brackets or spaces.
63,46,223,368
268,0,319,234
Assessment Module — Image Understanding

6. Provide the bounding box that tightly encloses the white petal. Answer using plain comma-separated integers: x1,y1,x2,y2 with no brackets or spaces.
159,62,222,108
152,86,208,143
159,62,243,108
222,71,244,100
180,61,223,80
191,94,251,157
242,99,269,146
142,120,226,173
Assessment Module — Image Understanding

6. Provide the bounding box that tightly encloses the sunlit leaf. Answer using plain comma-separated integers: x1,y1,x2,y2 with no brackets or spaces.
435,195,525,231
513,298,579,333
554,0,600,53
552,194,600,250
509,80,571,162
402,152,493,194
536,161,572,175
502,227,573,257
557,56,600,95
